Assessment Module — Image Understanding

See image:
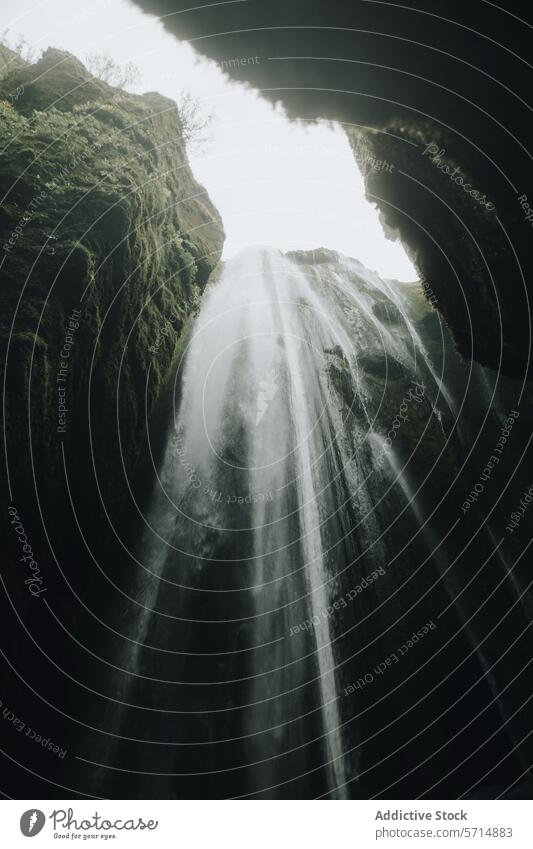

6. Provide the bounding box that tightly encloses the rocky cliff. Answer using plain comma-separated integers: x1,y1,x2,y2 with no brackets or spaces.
0,47,224,595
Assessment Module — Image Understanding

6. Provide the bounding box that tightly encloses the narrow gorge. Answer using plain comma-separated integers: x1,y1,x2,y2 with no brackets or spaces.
1,26,532,802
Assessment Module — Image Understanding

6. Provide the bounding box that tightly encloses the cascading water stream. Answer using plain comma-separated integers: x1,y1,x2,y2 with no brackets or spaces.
264,252,349,796
94,245,529,799
108,246,360,797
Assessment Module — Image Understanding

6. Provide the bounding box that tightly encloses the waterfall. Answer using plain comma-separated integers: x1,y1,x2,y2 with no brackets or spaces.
102,245,528,799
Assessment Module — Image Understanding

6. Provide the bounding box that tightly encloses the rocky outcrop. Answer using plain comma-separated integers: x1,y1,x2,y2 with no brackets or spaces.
0,44,28,79
0,48,224,577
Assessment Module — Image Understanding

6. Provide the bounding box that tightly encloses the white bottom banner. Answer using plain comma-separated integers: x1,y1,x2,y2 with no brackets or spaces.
0,800,532,848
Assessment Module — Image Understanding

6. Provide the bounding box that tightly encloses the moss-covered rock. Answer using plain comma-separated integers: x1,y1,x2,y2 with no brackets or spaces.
0,44,28,80
0,48,224,555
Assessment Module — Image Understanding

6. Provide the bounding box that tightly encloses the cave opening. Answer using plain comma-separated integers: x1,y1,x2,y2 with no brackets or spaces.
5,0,416,281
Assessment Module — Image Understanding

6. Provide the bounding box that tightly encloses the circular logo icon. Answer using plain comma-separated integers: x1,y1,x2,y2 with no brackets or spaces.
20,810,46,837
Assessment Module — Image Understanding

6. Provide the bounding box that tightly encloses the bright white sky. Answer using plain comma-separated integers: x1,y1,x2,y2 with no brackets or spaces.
1,0,416,279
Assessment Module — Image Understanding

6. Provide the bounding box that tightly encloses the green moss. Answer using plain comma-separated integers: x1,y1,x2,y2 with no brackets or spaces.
0,48,224,521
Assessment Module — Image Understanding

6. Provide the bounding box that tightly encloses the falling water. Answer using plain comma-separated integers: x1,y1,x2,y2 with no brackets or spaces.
98,245,529,798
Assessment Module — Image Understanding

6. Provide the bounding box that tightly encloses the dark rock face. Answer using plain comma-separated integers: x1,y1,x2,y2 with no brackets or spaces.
372,300,404,325
133,0,533,377
0,51,224,797
358,353,406,381
0,48,224,589
348,125,524,376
